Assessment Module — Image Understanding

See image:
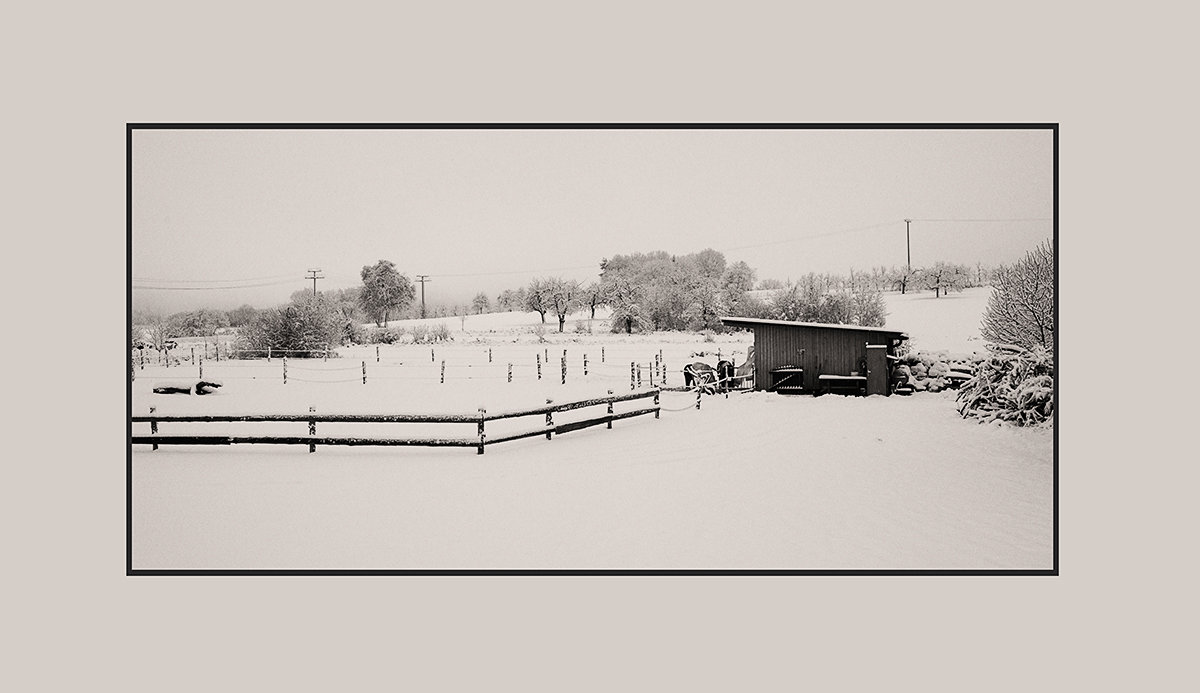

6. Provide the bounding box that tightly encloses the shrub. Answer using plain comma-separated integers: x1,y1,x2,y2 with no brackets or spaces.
343,321,369,345
370,327,403,344
235,296,343,356
956,345,1054,426
410,323,452,344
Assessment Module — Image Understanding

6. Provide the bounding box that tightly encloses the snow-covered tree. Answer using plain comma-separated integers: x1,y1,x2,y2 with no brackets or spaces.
604,275,652,334
525,278,552,323
916,262,971,298
471,292,490,314
582,281,606,319
359,260,415,327
981,241,1054,351
544,277,582,332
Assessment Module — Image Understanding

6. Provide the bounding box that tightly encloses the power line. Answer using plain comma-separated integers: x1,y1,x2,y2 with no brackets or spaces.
131,216,1051,290
133,278,300,291
432,265,596,278
720,220,902,253
131,273,298,284
909,217,1052,223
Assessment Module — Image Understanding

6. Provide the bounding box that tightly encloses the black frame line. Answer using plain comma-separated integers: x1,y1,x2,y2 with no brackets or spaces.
127,122,1059,577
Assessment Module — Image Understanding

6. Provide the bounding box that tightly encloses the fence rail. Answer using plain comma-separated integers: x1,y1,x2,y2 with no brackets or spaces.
131,389,661,455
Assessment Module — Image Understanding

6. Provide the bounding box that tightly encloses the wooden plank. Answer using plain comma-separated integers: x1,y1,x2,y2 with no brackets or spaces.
483,429,548,445
132,435,477,447
485,390,657,421
555,415,611,435
611,407,658,422
132,413,479,424
609,389,660,404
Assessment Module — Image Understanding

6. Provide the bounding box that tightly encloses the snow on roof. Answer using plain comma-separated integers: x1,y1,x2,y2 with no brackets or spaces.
719,316,908,338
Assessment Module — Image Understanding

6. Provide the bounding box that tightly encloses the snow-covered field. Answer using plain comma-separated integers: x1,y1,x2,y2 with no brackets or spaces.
131,287,1052,571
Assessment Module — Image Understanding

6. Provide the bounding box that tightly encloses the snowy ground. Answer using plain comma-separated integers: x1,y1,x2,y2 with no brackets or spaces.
130,287,1052,571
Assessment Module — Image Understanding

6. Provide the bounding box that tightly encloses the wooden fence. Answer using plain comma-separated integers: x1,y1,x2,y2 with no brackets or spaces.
131,389,661,455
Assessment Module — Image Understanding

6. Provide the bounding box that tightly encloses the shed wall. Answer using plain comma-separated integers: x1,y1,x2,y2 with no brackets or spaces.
753,325,899,391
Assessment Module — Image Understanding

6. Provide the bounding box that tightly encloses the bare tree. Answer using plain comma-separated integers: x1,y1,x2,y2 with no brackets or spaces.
525,278,551,323
917,262,971,298
981,241,1054,351
582,281,606,319
545,278,582,332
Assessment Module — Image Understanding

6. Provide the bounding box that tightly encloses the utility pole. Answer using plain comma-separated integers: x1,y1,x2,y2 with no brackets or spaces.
306,268,324,296
416,274,431,318
904,219,912,272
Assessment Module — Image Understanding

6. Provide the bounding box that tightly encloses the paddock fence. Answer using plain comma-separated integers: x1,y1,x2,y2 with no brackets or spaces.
131,344,753,391
131,389,662,455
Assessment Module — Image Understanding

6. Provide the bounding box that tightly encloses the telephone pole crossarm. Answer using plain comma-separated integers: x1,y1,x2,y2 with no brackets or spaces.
416,274,431,318
306,268,325,296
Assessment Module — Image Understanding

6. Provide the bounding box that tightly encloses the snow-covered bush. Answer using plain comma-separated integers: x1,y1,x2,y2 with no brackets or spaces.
956,345,1054,426
369,327,403,344
235,296,343,356
408,324,452,344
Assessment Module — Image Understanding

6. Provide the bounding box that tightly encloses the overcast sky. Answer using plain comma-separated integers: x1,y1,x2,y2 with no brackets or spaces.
131,127,1053,314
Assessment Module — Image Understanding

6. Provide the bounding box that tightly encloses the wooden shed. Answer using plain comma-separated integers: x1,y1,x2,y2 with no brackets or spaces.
719,317,909,396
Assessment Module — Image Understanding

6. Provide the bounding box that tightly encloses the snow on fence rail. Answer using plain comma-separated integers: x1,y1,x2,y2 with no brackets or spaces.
131,389,662,455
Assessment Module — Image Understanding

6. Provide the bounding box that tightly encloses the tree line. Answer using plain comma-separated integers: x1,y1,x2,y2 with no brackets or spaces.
133,250,1043,352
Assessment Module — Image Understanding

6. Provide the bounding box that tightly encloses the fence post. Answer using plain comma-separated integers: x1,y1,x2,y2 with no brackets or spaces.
607,390,614,429
362,360,367,385
583,354,588,376
545,398,554,440
561,356,566,385
489,348,492,363
441,360,445,384
198,355,203,380
655,390,660,418
537,353,542,380
630,362,635,390
478,408,486,455
602,346,605,363
267,347,271,362
648,362,654,388
431,348,435,363
149,406,158,451
283,357,288,384
140,350,144,370
190,347,195,365
324,347,329,362
545,348,548,363
508,363,513,383
696,388,702,410
308,406,317,454
636,364,642,388
662,357,667,386
376,345,380,362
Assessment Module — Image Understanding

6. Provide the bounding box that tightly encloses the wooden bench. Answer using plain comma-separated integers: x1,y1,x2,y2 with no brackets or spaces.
817,374,867,396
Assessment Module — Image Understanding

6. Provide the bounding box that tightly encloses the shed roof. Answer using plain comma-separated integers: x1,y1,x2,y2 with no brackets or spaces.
720,316,908,339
